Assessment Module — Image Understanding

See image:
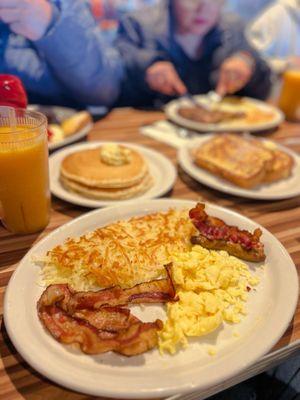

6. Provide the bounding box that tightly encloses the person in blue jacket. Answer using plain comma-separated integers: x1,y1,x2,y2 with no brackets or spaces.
116,0,272,107
0,0,123,107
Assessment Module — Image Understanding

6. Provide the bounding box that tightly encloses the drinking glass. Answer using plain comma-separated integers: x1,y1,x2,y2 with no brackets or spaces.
0,107,50,234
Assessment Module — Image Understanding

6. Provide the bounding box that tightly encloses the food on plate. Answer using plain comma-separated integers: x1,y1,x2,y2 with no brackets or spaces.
61,111,92,137
47,111,92,144
59,144,153,200
37,204,264,357
159,245,259,354
57,265,176,313
178,104,245,124
37,283,165,356
193,134,294,188
261,145,294,183
189,203,265,262
177,97,275,126
40,209,196,290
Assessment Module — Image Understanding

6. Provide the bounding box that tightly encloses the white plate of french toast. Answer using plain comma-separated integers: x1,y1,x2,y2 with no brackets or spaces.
166,96,284,133
178,133,300,200
49,141,177,207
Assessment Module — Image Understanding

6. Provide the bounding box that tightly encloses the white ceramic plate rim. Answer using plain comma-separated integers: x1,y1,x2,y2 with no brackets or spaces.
178,134,300,200
49,142,177,207
3,199,299,398
165,96,284,132
48,122,93,151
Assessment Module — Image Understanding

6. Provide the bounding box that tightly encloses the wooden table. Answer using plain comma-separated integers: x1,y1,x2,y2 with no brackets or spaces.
1,108,300,400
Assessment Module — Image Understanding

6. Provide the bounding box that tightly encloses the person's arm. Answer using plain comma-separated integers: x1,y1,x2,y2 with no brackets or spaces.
116,12,172,106
212,15,272,100
34,0,123,107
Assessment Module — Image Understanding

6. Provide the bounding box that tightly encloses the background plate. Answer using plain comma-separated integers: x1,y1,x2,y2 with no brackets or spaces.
4,199,298,398
178,134,300,200
165,96,284,133
29,105,93,151
49,142,177,207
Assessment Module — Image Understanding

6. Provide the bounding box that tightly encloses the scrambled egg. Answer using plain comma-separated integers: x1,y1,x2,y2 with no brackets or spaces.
159,245,259,354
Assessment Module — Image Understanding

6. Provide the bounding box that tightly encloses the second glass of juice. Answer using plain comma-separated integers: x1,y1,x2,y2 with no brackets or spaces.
278,69,300,121
0,107,50,234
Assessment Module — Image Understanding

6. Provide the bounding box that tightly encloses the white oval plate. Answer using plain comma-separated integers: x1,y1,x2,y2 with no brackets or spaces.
178,134,300,200
28,105,93,151
165,96,284,133
4,199,298,398
49,142,177,208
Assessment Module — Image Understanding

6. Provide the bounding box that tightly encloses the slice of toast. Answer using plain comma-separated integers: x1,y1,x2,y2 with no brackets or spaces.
262,148,294,183
193,134,275,189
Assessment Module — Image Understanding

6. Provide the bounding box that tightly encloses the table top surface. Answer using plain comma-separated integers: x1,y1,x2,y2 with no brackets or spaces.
1,107,300,400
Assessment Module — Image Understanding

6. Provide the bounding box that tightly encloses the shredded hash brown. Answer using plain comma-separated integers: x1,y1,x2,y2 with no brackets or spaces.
40,209,196,290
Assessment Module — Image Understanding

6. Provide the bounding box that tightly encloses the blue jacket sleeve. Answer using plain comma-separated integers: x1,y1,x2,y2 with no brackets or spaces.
34,0,123,107
116,8,170,106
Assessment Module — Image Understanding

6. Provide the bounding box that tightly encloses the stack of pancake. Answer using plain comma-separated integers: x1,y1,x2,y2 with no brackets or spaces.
60,145,153,200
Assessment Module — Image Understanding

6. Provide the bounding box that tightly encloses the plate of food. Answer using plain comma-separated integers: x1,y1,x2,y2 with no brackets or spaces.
178,133,300,200
4,199,298,398
49,141,177,207
165,96,284,132
28,105,93,151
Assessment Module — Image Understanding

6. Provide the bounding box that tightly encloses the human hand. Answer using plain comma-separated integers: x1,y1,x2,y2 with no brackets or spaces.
146,61,187,96
0,0,53,41
216,53,255,96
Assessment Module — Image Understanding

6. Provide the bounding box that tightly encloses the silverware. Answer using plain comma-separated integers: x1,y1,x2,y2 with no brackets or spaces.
181,91,223,111
181,93,212,112
206,90,223,105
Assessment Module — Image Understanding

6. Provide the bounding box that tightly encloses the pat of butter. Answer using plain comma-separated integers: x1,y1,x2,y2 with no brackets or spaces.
100,144,131,166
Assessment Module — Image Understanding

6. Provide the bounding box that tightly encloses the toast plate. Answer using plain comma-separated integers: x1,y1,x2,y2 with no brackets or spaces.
49,142,177,207
165,96,284,133
178,134,300,200
4,199,298,398
28,105,93,151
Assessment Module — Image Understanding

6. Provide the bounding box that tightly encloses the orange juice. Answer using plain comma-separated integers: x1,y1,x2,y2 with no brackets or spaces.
0,109,50,234
278,69,300,121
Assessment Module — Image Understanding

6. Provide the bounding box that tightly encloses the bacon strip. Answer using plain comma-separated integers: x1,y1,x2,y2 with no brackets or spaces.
67,263,176,312
38,303,162,355
37,269,175,356
189,203,266,262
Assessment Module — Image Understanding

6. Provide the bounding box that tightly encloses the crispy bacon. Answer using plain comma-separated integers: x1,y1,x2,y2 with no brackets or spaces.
37,269,175,356
38,302,162,356
67,263,177,312
189,203,266,262
73,307,140,332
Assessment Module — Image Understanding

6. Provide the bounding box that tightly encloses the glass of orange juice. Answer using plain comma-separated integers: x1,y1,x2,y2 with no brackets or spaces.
278,69,300,121
0,107,50,234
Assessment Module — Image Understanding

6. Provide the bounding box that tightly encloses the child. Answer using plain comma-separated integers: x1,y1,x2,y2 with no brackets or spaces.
116,0,272,107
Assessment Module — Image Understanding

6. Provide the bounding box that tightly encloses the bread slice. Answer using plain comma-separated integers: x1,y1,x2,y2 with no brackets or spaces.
193,134,275,189
61,111,92,137
262,148,294,183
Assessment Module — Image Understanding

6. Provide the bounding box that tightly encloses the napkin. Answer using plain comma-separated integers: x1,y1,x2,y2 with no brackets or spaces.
140,120,194,149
